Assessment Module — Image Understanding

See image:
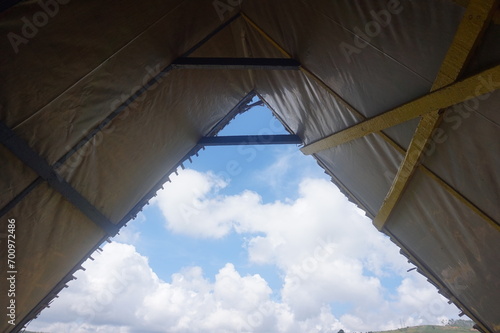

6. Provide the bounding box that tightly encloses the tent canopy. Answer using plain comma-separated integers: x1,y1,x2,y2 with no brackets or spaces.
0,1,499,332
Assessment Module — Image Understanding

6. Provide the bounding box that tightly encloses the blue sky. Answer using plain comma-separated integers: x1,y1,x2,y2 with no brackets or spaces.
27,100,462,333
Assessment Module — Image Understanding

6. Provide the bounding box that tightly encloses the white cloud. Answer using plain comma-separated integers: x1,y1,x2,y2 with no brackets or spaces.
29,169,462,333
112,212,146,245
29,243,343,333
153,169,462,330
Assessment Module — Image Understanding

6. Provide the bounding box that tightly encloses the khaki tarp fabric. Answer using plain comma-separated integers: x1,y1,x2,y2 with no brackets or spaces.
1,1,499,332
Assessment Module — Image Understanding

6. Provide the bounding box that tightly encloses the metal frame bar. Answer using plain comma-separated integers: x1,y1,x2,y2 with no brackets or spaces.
55,13,242,168
8,13,245,332
172,57,300,70
300,64,500,155
374,0,498,230
0,122,118,235
198,134,301,146
0,178,43,218
1,12,243,220
241,13,365,120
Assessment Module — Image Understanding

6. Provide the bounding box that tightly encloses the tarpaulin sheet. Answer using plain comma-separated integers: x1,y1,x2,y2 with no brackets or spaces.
1,0,499,332
422,91,500,223
386,169,500,331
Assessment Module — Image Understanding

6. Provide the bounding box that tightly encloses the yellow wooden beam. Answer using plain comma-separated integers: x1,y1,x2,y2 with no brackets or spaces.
373,0,498,230
450,0,500,24
373,112,440,229
301,0,498,156
300,64,499,155
432,0,499,90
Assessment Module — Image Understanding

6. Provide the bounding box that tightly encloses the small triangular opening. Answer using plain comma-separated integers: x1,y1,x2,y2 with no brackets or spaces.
218,97,290,136
201,92,300,147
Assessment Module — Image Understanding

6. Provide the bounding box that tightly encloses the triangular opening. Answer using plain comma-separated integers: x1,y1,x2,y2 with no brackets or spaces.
218,96,290,137
200,93,300,147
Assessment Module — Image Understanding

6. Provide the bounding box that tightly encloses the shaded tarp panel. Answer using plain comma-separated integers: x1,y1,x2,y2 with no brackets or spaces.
241,1,500,331
0,0,235,165
0,182,106,331
422,91,500,224
0,146,38,209
385,169,500,332
241,0,463,148
313,134,403,216
57,68,253,223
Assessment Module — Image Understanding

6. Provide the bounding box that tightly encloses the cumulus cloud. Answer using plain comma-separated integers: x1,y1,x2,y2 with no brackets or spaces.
29,169,461,333
154,169,461,329
29,242,343,333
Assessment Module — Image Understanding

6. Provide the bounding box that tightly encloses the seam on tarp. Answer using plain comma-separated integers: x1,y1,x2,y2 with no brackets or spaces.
0,178,42,218
11,0,190,130
296,0,432,84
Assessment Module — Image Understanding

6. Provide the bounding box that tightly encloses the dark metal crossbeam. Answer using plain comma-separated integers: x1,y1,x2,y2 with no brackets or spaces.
172,57,301,70
0,122,118,235
198,135,302,146
1,13,245,223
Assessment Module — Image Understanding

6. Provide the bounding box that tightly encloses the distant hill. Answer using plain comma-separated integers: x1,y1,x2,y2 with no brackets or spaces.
23,320,477,333
375,325,477,333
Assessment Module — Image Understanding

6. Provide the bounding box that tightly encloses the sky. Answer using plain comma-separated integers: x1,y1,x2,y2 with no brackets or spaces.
27,100,464,333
